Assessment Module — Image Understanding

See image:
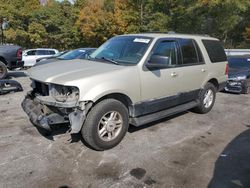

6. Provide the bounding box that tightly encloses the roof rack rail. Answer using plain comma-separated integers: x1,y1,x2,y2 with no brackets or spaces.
141,31,210,37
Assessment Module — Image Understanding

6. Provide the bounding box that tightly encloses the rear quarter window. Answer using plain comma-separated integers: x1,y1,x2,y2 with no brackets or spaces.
202,40,227,63
49,50,56,55
37,50,49,55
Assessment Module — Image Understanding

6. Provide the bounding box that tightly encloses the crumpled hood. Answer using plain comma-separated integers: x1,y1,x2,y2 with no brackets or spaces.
228,67,250,79
27,59,127,85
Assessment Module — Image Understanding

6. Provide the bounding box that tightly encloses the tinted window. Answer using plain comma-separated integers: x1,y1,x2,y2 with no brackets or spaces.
37,50,50,55
152,41,177,65
49,50,56,55
179,39,198,64
26,50,36,56
202,40,227,63
194,41,203,63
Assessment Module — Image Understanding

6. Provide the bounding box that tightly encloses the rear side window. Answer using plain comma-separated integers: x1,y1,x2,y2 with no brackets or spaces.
49,50,56,55
179,39,199,65
194,41,203,63
202,40,227,63
37,50,49,55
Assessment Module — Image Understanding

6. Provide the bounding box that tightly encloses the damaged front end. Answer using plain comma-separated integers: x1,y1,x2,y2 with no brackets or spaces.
22,80,91,133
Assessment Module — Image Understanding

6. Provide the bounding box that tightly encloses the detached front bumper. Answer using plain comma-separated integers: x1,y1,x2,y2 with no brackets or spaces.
21,92,87,133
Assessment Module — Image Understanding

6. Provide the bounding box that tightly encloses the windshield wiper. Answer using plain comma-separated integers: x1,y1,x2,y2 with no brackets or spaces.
100,57,119,65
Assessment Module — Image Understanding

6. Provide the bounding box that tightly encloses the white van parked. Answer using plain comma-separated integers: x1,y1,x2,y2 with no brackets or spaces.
23,48,59,67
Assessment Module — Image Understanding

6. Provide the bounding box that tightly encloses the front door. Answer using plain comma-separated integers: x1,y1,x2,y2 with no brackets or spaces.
138,39,182,115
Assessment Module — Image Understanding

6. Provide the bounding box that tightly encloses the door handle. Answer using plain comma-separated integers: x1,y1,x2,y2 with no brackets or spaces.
201,68,206,72
171,72,178,77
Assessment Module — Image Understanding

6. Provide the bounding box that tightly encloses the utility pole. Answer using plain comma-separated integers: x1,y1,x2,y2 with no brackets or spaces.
0,17,4,44
0,17,9,44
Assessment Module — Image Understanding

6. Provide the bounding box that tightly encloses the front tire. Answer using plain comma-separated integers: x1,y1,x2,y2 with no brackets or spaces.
0,61,7,79
194,83,216,114
81,99,129,151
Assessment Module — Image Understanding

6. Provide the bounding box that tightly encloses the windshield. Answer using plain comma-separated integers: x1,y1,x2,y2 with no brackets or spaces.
58,49,86,60
228,57,250,69
90,36,152,65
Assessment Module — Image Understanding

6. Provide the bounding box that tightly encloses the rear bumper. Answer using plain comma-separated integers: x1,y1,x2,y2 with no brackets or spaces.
8,60,24,70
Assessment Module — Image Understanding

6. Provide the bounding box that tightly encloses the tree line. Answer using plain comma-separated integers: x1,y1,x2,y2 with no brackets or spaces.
0,0,250,50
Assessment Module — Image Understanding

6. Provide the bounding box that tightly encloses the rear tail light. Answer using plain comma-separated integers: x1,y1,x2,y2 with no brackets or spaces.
17,49,22,60
225,63,229,75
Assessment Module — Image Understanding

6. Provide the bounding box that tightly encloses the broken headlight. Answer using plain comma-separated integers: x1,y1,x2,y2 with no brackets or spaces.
49,84,79,103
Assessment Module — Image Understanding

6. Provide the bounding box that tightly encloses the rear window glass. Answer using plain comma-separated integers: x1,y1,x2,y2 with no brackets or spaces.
202,40,227,63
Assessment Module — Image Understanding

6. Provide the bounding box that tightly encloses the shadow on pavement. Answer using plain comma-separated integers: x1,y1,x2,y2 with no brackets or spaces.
208,128,250,188
36,123,91,148
36,123,70,141
220,90,241,95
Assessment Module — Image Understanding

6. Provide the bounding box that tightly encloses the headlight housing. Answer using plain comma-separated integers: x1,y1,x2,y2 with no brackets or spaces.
49,84,79,103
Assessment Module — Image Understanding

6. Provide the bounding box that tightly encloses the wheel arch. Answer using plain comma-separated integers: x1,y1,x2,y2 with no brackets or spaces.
207,78,219,91
0,56,7,65
94,93,133,110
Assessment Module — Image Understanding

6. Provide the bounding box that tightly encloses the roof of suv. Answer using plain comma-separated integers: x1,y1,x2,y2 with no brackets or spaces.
123,33,218,41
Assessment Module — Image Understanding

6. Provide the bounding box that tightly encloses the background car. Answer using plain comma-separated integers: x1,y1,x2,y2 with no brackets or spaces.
0,45,23,79
22,48,59,67
35,48,96,66
35,51,68,63
225,56,250,94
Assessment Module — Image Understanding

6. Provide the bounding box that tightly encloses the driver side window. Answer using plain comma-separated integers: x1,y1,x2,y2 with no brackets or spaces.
152,41,177,65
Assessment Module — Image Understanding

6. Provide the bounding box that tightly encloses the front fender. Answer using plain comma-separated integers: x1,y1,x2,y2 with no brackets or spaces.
80,81,140,103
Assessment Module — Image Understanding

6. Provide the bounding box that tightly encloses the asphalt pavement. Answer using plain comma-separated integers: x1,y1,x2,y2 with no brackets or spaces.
0,70,250,188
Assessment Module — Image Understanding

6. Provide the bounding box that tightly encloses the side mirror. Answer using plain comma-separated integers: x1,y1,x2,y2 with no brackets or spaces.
146,55,170,69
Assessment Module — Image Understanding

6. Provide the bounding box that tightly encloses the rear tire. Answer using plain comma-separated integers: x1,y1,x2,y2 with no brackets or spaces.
0,61,7,79
81,99,129,151
193,83,216,114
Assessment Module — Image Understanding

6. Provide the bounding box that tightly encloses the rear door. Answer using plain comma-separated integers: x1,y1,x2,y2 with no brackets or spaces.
173,38,208,103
